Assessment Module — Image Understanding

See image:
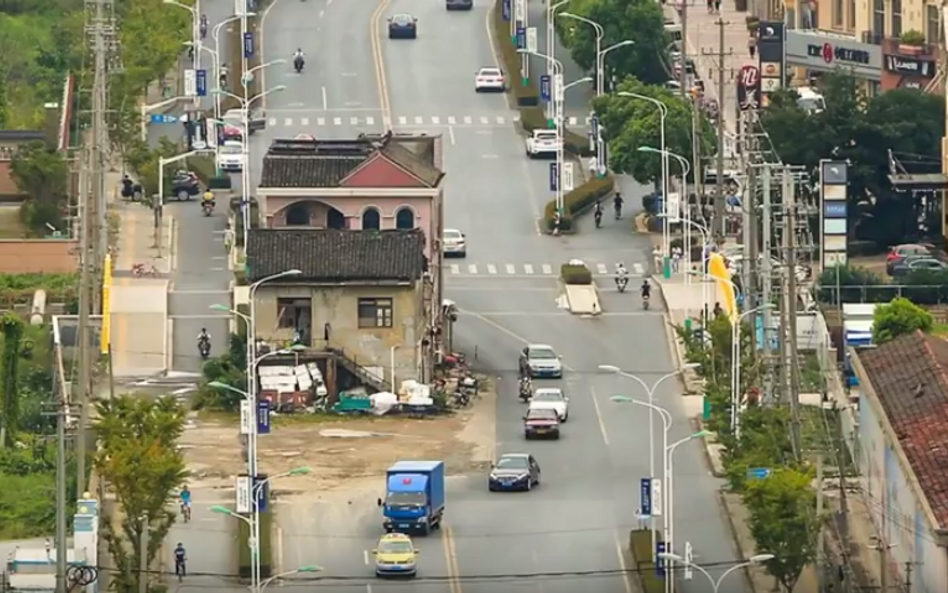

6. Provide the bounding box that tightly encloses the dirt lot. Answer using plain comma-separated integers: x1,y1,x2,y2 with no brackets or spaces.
179,386,497,499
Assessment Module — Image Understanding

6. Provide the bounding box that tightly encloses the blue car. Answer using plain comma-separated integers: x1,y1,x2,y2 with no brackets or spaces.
488,453,541,492
388,14,417,39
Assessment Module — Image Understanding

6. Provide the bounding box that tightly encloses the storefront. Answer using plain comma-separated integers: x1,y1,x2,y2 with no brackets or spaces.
785,30,882,93
880,38,938,92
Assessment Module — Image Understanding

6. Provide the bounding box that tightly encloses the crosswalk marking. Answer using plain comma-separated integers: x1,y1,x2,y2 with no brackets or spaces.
468,264,478,274
450,264,460,274
268,117,276,126
317,117,326,125
505,264,516,274
432,116,441,125
496,116,505,124
464,116,473,124
445,262,647,276
415,116,424,124
480,116,489,124
597,263,609,275
333,117,342,126
448,116,456,124
284,117,292,126
301,117,309,126
257,114,566,129
542,264,552,275
350,117,358,125
398,116,407,125
366,116,375,125
487,264,497,274
524,264,534,275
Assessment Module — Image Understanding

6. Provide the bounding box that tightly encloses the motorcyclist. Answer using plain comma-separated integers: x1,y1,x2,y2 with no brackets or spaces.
202,189,215,207
219,64,229,88
518,375,533,399
615,262,629,290
614,192,624,219
174,543,187,577
199,14,208,38
640,280,651,300
293,49,305,71
197,328,211,352
593,200,603,227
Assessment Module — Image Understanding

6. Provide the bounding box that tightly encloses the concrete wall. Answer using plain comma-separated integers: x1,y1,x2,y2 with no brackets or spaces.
254,283,424,384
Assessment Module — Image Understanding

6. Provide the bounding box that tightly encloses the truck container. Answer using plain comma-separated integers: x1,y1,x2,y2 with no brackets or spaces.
378,460,445,535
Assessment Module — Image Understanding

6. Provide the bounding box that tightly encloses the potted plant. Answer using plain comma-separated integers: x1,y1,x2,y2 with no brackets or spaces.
899,29,926,53
745,15,759,33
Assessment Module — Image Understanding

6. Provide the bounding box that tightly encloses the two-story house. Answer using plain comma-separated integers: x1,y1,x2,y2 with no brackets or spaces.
246,227,434,387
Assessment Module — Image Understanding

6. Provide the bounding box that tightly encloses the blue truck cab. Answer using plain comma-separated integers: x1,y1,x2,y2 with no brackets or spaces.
377,460,446,535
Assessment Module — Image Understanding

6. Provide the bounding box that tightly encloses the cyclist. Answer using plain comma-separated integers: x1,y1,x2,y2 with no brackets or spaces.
174,543,187,578
180,486,192,521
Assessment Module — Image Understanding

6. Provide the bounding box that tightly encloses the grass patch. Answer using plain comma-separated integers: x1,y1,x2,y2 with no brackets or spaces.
0,207,27,238
932,323,948,337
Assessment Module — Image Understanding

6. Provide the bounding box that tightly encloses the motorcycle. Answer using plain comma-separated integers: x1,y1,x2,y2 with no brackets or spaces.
518,379,532,403
642,294,650,310
294,56,305,73
616,276,628,293
198,339,211,359
132,263,159,277
459,374,479,398
452,390,471,408
200,23,207,39
614,204,622,220
202,201,214,216
594,210,602,228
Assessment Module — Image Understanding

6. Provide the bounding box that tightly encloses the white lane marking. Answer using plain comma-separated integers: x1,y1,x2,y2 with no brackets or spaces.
283,117,292,126
597,263,608,275
467,264,478,274
415,116,424,124
317,117,326,125
448,126,456,145
398,116,407,125
447,116,456,124
496,116,504,124
363,550,369,565
464,116,473,124
590,384,610,445
366,116,376,125
568,116,578,125
276,524,284,574
322,86,328,110
542,264,552,275
524,264,534,274
480,116,489,124
268,117,276,126
341,72,357,77
318,9,324,17
482,154,499,159
450,264,460,274
301,117,309,126
350,117,358,125
633,263,645,274
505,264,515,274
432,116,441,125
487,264,497,274
333,117,342,126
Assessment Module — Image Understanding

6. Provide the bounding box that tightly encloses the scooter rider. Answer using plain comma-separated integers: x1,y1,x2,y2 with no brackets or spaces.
197,328,211,352
615,262,629,291
518,375,533,400
293,48,305,71
199,14,208,38
594,200,603,227
614,192,624,219
640,279,651,301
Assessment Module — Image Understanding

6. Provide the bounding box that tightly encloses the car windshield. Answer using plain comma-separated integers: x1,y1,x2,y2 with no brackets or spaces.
385,492,426,505
496,456,529,469
220,145,242,155
529,347,556,359
444,230,462,240
533,391,563,402
393,14,412,23
378,540,413,554
480,69,501,76
535,132,556,140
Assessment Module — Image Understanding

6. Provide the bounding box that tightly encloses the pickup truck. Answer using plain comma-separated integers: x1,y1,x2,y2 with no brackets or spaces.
378,460,445,535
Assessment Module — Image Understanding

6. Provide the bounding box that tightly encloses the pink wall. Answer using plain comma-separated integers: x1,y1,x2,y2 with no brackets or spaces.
263,194,437,258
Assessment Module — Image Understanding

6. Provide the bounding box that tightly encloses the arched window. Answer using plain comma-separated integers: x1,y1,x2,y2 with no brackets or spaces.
395,208,415,230
285,203,309,226
362,207,381,230
327,208,346,229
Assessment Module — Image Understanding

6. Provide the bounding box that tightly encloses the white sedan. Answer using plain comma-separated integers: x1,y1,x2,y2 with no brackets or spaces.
474,67,506,92
443,229,467,257
215,141,245,172
529,388,569,421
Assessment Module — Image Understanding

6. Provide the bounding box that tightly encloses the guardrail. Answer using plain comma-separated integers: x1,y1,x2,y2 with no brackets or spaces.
815,284,948,305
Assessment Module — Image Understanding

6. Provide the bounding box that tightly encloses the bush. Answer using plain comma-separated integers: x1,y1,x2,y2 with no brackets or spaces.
542,175,615,232
227,7,266,101
561,263,592,285
490,0,592,158
208,176,233,190
629,529,664,593
188,156,216,186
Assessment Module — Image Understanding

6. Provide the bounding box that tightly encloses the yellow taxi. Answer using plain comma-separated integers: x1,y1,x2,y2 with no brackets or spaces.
373,533,418,577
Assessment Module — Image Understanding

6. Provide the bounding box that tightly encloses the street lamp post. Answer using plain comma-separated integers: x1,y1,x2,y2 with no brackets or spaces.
655,213,712,318
598,364,697,559
185,42,221,119
140,96,188,141
559,13,602,93
618,92,669,257
732,304,775,438
639,146,693,282
598,40,635,94
213,13,252,100
657,553,775,593
546,0,571,121
163,0,202,106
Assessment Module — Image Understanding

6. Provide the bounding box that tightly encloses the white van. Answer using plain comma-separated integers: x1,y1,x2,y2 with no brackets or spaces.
795,87,826,114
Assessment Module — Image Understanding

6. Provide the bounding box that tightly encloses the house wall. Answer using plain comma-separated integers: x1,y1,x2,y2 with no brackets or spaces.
253,283,425,386
855,370,948,592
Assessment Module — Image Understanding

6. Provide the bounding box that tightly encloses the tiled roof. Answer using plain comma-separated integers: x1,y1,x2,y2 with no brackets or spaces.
260,155,366,188
246,229,427,283
859,330,948,528
379,142,442,187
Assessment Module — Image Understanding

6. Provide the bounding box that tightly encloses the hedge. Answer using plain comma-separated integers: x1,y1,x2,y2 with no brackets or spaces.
491,0,592,158
230,196,260,246
629,529,664,593
237,509,272,578
542,175,615,232
226,7,266,112
561,263,592,285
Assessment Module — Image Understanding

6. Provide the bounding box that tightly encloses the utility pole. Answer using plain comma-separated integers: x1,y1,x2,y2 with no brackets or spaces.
744,164,758,352
75,149,91,499
679,0,688,101
783,166,802,460
760,165,775,403
816,453,825,593
50,321,79,593
701,19,732,237
139,518,149,593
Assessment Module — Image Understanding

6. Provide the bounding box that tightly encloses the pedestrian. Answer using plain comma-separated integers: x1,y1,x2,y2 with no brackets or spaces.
748,33,757,58
706,0,713,11
713,0,720,11
671,245,682,272
552,212,562,236
652,246,663,273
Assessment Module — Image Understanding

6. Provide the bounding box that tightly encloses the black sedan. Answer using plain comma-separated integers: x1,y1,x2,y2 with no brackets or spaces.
890,257,948,277
388,14,417,39
488,453,540,491
446,0,473,9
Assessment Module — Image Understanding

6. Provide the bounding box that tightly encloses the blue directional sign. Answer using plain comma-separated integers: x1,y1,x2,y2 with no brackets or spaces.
655,541,666,577
549,162,558,192
540,75,551,102
256,399,271,435
195,69,207,97
150,114,178,124
515,25,526,49
243,31,255,59
747,467,772,480
253,475,269,513
501,0,511,21
639,477,652,518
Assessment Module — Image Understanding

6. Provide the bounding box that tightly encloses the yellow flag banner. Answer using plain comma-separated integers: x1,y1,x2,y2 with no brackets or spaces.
706,252,737,321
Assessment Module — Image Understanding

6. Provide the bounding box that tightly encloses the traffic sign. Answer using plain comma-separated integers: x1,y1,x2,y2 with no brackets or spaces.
515,26,525,49
589,113,599,137
526,27,538,53
562,162,574,192
501,0,511,21
253,475,269,512
639,478,651,518
747,467,772,480
553,73,564,101
257,399,271,435
684,541,694,580
655,541,666,577
514,0,525,20
184,69,197,97
650,477,663,517
235,474,252,513
150,114,178,124
539,75,551,102
549,162,558,192
243,31,255,59
196,69,207,97
239,399,253,435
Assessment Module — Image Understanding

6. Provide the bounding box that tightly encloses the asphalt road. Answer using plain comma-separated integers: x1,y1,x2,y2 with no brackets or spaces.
166,501,238,589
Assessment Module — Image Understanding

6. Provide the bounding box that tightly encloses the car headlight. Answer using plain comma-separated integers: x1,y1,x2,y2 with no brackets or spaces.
417,516,427,523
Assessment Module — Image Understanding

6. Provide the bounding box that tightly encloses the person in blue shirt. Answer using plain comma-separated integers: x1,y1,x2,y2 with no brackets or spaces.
180,486,192,522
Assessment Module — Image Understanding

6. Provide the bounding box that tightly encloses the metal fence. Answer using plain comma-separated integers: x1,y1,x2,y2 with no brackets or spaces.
816,284,948,306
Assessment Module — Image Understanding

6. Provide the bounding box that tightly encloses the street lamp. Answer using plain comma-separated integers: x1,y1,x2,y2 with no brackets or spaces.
163,0,202,97
599,40,635,93
731,304,775,438
243,59,289,90
214,84,286,246
657,553,774,593
259,565,322,593
213,14,253,102
546,0,571,120
639,146,694,281
618,92,669,257
139,96,189,141
185,42,221,119
598,364,697,558
610,394,709,593
559,13,602,94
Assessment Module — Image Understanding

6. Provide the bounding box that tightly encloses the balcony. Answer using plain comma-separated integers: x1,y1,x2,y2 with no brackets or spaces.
880,35,937,58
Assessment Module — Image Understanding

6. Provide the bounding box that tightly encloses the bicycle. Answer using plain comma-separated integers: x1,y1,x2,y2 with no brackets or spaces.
175,560,186,582
180,501,191,523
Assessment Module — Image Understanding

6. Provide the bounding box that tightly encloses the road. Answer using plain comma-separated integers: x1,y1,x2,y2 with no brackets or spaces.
250,1,748,593
166,501,240,590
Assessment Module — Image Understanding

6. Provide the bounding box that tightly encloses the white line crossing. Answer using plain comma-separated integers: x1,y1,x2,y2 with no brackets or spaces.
432,116,441,125
415,116,424,124
447,116,456,124
468,264,478,274
505,264,516,274
366,116,375,125
524,264,534,275
260,114,542,129
301,117,309,126
333,117,342,126
597,263,609,275
542,264,553,275
444,262,647,276
450,264,460,274
487,264,497,274
284,117,292,126
480,116,489,124
398,116,407,125
350,117,358,125
317,117,326,125
464,116,473,124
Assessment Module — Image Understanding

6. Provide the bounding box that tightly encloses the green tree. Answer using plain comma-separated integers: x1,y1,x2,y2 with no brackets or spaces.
9,141,67,233
0,313,24,448
124,136,184,200
592,78,714,185
872,297,933,344
556,0,668,85
95,395,187,593
742,468,819,592
196,333,248,411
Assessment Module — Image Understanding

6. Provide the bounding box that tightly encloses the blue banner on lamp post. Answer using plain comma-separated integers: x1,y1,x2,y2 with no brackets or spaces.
549,163,558,192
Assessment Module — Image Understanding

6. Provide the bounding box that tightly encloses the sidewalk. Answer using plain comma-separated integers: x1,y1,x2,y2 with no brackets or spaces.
666,0,756,134
110,202,175,377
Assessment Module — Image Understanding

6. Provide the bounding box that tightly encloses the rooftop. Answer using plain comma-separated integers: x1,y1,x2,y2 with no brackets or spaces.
859,330,948,528
246,228,427,283
259,132,442,189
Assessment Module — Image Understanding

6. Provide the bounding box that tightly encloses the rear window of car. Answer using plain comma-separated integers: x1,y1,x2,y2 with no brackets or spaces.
480,69,501,77
393,14,413,24
444,230,462,240
534,132,557,141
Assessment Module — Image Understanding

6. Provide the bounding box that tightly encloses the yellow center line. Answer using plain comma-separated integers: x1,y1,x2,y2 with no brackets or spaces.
441,524,462,593
370,0,392,129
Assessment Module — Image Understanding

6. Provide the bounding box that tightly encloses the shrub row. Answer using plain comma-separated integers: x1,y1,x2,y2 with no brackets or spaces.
560,263,592,285
226,9,265,111
629,529,664,593
490,1,592,158
542,175,615,232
